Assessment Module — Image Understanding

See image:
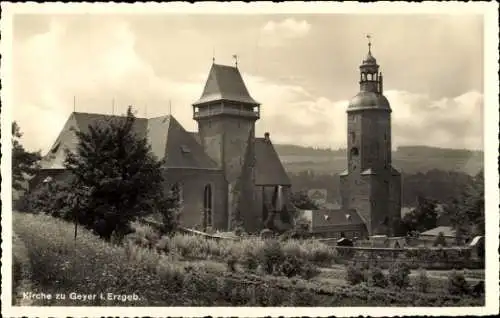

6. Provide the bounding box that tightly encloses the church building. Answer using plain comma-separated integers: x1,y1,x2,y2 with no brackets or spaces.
31,62,292,234
306,39,402,239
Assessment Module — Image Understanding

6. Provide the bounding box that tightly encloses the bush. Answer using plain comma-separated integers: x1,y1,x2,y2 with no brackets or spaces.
258,239,285,274
415,269,430,293
346,263,367,285
299,261,320,280
260,228,274,239
25,181,74,220
234,226,244,237
370,267,388,288
447,271,470,295
471,281,485,297
388,262,411,289
240,252,259,272
226,255,238,272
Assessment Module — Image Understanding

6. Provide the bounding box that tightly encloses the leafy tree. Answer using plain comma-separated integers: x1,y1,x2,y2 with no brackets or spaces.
64,106,177,240
398,196,438,235
444,169,484,239
290,190,319,210
12,122,41,191
433,231,447,247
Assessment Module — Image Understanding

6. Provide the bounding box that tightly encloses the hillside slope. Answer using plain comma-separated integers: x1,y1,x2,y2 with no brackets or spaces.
274,145,483,176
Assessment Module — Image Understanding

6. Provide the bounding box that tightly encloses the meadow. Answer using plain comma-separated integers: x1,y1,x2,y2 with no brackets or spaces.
12,211,484,307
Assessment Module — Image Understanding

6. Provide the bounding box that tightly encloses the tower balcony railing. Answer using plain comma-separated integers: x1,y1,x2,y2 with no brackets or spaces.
193,106,260,120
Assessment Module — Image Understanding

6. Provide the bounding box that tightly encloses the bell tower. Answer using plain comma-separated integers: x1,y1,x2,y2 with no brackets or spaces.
192,60,261,231
339,35,402,236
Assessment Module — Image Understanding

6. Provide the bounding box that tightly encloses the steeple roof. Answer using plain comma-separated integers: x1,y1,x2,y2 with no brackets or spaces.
193,63,259,106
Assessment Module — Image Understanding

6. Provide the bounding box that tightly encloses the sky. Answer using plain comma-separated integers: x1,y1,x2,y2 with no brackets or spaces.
12,13,484,153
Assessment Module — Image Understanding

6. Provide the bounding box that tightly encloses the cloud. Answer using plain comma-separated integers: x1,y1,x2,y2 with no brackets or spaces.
260,18,311,47
13,15,483,155
13,17,202,153
243,73,483,150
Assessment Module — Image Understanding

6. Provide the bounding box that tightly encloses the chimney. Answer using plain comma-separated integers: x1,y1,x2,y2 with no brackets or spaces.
264,132,270,142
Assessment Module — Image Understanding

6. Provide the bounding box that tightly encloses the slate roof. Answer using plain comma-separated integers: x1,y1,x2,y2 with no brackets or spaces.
40,112,218,171
311,208,365,228
193,63,259,106
147,115,218,169
185,132,291,186
254,137,291,186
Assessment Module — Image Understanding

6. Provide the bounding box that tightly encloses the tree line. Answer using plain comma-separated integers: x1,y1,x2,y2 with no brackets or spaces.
288,169,476,207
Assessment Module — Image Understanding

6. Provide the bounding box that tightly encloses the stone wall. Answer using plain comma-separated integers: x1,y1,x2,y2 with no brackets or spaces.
162,168,227,230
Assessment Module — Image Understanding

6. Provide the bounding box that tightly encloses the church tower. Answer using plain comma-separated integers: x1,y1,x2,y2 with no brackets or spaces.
339,36,402,236
192,61,261,231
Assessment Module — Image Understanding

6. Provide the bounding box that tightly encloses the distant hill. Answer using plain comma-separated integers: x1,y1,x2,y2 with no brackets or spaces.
274,144,483,176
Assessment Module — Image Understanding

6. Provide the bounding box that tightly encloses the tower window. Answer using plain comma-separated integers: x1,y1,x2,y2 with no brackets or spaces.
350,132,356,144
367,73,372,80
350,147,359,156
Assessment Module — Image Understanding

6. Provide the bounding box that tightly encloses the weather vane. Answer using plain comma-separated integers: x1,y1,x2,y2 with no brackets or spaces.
232,54,238,68
366,34,372,53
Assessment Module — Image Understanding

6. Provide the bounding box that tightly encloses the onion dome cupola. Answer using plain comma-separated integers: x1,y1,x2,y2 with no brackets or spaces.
348,35,391,112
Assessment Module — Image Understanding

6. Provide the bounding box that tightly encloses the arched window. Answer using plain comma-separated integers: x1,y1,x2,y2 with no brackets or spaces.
204,184,213,228
367,73,372,80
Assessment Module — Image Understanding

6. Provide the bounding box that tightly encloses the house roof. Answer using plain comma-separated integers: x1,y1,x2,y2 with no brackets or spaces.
420,226,456,237
254,137,291,186
147,115,218,169
310,208,365,228
193,63,259,106
40,112,218,171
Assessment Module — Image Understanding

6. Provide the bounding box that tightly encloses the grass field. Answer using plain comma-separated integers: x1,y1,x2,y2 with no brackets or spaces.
12,211,485,307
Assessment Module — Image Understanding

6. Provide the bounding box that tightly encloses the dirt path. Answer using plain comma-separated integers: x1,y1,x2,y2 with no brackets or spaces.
12,233,34,306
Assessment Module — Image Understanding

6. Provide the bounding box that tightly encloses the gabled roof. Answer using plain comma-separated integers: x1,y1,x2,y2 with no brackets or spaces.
254,137,291,186
188,131,201,144
193,63,259,106
40,112,218,171
149,116,218,169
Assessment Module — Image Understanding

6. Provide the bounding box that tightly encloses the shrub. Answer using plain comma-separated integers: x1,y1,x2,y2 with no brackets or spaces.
241,251,259,272
258,239,285,274
346,263,366,285
415,269,430,293
388,262,411,289
299,261,320,280
226,255,238,272
279,254,304,278
260,228,274,239
370,267,388,288
471,281,485,297
433,232,447,247
234,226,244,237
447,271,470,295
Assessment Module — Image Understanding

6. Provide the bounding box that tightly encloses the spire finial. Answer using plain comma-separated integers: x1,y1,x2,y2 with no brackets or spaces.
232,54,238,68
366,34,372,53
212,47,215,64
